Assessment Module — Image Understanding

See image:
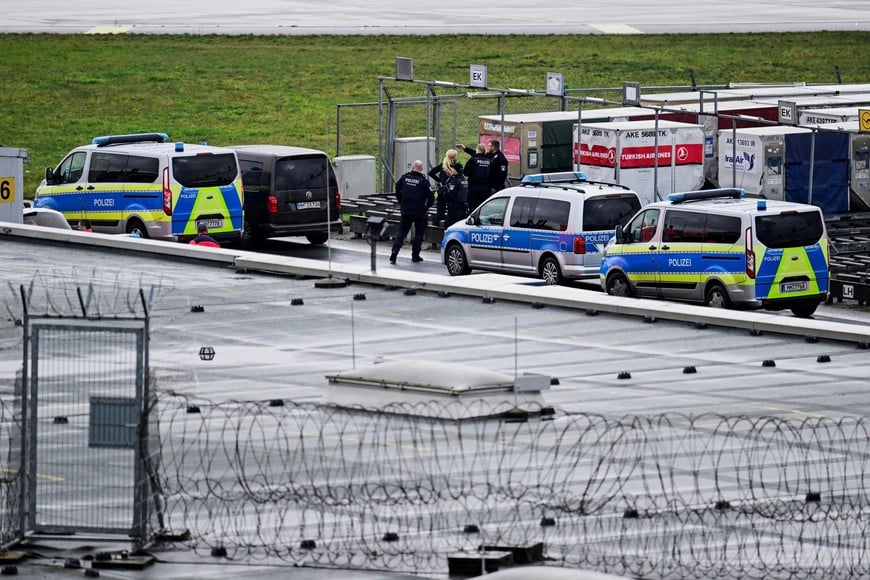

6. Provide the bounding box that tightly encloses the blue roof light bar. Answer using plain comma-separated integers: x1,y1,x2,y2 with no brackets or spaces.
93,133,170,147
521,171,589,185
668,188,746,204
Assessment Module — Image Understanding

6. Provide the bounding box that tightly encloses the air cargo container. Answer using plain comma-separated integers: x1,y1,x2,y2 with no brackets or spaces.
475,108,655,181
574,120,705,206
639,83,870,108
752,92,870,111
654,100,781,187
799,107,865,126
798,121,870,210
718,125,851,215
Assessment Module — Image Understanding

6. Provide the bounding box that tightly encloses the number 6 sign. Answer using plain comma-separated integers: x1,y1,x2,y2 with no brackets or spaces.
0,178,14,202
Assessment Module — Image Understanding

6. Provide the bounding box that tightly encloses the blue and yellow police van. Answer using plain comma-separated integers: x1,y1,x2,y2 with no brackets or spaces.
600,189,829,317
34,133,243,243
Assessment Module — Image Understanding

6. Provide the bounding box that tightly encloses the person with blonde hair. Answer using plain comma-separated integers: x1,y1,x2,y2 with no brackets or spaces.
428,149,466,227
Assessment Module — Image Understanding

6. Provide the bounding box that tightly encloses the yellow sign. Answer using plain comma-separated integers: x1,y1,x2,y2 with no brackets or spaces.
860,109,870,133
0,177,14,203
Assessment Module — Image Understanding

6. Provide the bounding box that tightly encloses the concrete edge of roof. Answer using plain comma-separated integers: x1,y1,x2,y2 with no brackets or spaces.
3,222,867,345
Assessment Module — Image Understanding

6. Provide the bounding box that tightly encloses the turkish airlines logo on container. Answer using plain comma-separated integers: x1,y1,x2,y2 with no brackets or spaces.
676,146,689,162
578,144,616,167
619,144,704,168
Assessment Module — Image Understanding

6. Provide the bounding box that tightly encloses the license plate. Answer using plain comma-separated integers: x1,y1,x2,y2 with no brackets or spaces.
198,219,223,229
780,281,809,293
296,201,321,210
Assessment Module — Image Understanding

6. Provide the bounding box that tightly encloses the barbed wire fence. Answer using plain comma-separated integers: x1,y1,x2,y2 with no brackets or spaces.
150,394,870,578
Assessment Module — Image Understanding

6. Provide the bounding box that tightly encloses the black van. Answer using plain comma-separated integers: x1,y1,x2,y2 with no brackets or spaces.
230,145,342,247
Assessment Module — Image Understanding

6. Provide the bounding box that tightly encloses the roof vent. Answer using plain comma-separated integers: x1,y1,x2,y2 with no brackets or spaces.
323,360,552,420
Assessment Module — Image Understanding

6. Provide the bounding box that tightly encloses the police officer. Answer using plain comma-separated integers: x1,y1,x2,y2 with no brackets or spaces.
458,139,509,195
461,143,492,212
390,160,435,264
429,149,464,227
488,139,509,193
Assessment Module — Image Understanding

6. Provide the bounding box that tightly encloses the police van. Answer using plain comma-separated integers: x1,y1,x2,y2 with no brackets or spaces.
34,133,243,243
600,189,829,317
441,172,642,284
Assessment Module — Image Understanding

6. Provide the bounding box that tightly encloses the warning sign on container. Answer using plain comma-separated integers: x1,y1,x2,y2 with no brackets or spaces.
860,109,870,133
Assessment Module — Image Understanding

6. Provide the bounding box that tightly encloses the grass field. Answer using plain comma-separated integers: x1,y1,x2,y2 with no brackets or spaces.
1,32,868,196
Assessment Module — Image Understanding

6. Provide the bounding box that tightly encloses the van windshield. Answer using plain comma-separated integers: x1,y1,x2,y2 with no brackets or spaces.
172,153,238,188
275,156,336,191
755,211,824,249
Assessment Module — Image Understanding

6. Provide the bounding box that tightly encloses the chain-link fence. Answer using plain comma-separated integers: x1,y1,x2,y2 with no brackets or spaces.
0,277,161,550
337,78,633,194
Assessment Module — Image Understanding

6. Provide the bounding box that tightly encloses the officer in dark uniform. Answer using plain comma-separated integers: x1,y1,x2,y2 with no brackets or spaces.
488,139,509,193
461,143,492,212
390,160,434,264
429,149,464,227
458,139,509,196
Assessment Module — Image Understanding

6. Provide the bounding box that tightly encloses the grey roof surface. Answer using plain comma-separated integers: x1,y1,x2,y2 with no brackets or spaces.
2,229,870,579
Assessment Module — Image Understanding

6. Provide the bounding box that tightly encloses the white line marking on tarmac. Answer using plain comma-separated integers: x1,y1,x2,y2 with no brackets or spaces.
588,23,644,34
86,25,131,35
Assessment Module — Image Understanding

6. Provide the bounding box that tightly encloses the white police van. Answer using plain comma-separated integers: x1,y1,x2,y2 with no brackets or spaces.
440,172,642,284
600,188,829,317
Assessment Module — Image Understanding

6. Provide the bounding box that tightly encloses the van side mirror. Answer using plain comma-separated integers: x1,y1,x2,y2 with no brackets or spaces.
466,215,477,226
44,167,56,186
615,225,624,244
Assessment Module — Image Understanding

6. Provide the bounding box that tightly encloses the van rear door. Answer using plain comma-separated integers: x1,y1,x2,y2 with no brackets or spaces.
753,209,828,300
582,193,642,271
272,154,338,229
170,152,242,238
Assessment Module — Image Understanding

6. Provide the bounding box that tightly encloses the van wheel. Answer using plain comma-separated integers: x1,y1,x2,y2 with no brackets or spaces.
705,283,731,309
126,219,149,239
606,272,632,297
306,232,328,245
445,244,470,276
540,256,563,285
791,303,818,318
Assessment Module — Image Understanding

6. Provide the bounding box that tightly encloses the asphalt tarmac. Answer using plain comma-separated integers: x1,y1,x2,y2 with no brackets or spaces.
2,0,869,35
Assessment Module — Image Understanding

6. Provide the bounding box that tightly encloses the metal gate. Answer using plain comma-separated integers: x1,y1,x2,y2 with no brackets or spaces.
22,317,152,544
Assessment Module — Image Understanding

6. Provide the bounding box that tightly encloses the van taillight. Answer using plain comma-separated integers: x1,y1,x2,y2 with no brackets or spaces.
334,189,342,210
573,236,586,254
162,167,172,216
267,195,278,213
745,226,755,279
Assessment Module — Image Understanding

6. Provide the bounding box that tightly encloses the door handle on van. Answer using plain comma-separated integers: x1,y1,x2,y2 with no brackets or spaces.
86,185,95,191
649,245,657,250
76,185,84,191
660,244,670,250
503,234,510,241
